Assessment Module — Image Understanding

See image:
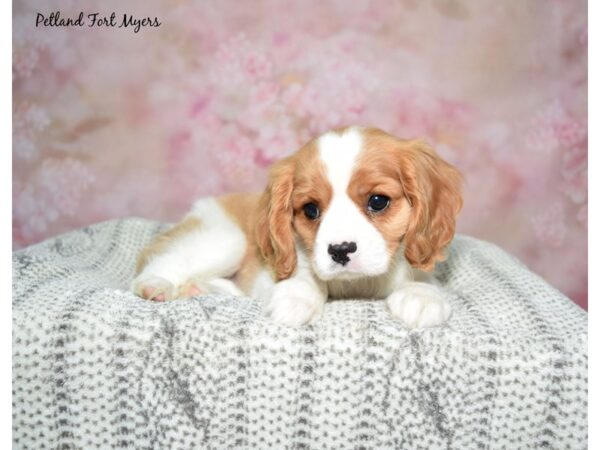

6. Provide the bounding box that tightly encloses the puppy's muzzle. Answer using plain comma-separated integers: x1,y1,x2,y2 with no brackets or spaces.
328,241,357,266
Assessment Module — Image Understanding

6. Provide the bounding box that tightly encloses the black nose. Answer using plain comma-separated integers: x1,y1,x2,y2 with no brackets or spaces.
328,241,357,266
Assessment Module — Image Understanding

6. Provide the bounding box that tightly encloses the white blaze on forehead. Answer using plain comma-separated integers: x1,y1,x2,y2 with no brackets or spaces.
318,127,363,194
314,127,390,280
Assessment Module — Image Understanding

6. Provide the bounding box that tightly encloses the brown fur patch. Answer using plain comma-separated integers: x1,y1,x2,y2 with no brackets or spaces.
290,143,332,254
352,127,463,271
218,193,264,293
255,139,331,280
218,192,261,234
135,216,202,274
349,134,412,257
255,156,297,280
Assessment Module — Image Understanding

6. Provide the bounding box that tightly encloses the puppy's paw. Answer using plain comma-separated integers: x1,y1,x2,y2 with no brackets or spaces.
131,275,176,302
263,282,324,327
387,283,451,329
177,279,206,298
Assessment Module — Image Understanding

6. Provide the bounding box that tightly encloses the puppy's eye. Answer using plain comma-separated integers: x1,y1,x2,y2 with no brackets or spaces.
303,202,320,220
367,195,390,213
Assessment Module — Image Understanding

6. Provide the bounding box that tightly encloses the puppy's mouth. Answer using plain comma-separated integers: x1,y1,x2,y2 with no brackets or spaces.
312,257,389,281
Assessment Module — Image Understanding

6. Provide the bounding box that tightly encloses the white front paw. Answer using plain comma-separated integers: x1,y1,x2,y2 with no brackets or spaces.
263,281,325,327
387,283,451,329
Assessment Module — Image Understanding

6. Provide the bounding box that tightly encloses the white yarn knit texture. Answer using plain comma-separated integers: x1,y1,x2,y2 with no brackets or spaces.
12,219,588,449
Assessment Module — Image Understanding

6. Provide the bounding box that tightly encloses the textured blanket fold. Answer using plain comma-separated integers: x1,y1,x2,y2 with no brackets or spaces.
12,219,587,449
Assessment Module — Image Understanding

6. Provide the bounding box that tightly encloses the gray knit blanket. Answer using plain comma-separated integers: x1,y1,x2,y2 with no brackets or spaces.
12,219,587,449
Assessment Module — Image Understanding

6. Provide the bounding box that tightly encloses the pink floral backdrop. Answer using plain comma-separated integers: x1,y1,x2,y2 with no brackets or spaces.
13,0,587,308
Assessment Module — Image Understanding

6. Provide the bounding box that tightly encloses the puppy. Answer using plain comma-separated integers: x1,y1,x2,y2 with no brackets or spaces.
132,126,463,328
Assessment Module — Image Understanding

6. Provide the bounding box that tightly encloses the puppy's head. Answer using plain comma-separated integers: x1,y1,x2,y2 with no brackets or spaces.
256,126,463,281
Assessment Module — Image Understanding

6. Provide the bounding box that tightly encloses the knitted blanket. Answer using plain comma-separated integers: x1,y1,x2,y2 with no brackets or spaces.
12,219,588,449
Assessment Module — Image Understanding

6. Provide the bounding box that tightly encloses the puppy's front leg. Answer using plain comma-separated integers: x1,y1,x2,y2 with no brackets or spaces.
263,274,327,327
387,281,451,329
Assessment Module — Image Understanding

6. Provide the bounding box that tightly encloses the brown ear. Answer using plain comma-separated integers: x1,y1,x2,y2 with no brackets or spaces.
397,140,463,271
255,156,297,280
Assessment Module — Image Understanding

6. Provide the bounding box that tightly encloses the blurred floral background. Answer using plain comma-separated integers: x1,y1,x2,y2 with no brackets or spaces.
13,0,587,308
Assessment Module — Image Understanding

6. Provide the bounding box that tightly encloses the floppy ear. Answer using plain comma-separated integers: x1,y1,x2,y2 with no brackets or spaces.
397,140,463,271
255,156,297,280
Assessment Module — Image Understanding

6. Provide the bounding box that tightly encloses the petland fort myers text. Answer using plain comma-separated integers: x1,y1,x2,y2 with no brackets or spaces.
36,12,161,33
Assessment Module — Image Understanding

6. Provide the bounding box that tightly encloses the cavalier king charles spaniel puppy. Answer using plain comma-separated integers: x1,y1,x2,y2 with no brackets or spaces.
132,126,463,328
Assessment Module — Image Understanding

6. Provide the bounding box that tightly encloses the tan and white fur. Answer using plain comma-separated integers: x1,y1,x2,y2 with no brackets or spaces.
132,126,463,328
